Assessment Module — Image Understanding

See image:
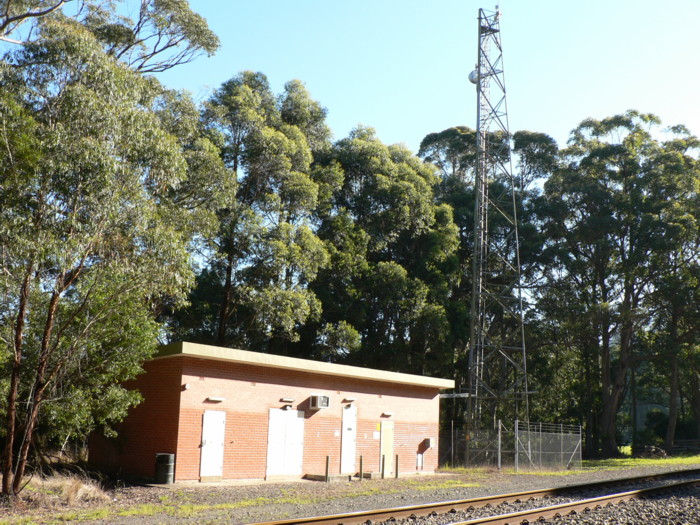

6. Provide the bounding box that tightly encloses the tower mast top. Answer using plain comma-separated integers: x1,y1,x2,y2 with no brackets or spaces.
466,5,529,433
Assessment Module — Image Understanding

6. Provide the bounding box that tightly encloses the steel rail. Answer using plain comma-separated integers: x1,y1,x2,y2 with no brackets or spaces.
249,468,700,525
448,477,700,525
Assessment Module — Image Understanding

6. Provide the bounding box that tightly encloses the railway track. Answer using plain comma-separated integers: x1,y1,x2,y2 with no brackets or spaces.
250,468,700,525
448,477,700,525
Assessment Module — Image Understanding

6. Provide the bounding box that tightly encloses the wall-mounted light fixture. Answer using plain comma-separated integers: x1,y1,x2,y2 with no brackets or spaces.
282,404,293,410
206,396,225,403
381,412,394,418
343,397,357,403
280,398,295,403
182,383,191,391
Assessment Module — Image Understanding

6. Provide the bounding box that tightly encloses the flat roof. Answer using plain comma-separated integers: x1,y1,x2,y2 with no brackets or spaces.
155,342,455,390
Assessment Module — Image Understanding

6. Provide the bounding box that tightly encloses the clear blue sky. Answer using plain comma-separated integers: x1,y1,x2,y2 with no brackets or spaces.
157,0,700,153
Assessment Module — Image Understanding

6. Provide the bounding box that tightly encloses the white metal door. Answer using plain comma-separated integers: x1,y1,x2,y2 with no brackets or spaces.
266,408,305,477
340,404,357,473
200,410,226,479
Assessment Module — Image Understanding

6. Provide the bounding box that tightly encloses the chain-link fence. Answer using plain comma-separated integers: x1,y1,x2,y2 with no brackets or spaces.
515,421,582,470
440,420,582,471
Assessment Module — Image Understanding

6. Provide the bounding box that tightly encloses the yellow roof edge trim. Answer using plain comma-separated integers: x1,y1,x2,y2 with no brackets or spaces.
154,341,455,389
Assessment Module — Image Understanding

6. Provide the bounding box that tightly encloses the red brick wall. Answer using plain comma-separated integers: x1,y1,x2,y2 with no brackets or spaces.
175,357,442,480
92,354,444,482
88,359,182,479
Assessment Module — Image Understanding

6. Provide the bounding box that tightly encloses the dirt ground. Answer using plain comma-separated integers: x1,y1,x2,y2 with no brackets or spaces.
3,462,700,524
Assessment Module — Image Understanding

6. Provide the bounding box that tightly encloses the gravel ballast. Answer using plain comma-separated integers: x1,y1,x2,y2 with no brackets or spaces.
549,486,700,525
4,463,700,524
375,471,700,525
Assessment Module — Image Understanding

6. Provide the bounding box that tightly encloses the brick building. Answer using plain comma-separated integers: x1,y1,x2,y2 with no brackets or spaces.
89,342,454,482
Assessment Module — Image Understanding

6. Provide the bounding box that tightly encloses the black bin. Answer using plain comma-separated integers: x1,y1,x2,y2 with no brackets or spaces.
155,453,174,484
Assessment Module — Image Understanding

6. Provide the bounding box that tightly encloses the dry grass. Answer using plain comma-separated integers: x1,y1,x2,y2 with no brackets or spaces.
22,474,110,508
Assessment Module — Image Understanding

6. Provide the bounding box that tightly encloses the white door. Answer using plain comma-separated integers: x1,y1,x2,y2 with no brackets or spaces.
340,404,357,473
266,408,305,477
200,410,226,480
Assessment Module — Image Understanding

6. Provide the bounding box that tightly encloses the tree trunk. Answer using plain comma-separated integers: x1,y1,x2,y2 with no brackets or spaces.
600,388,624,456
599,311,619,456
9,287,60,495
216,152,240,346
631,366,638,454
12,394,44,494
690,370,700,441
216,252,234,345
600,280,638,457
583,335,599,457
601,330,632,456
2,269,31,496
664,310,681,452
664,354,679,451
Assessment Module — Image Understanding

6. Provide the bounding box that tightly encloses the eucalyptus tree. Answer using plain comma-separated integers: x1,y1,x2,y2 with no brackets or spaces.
303,127,460,375
170,72,331,353
538,111,699,456
642,130,700,448
687,346,700,441
1,0,70,44
418,126,477,183
649,252,700,449
1,0,219,71
0,5,224,496
416,126,477,371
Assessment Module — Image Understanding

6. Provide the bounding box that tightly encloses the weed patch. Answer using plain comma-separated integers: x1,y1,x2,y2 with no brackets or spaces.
400,478,481,490
583,454,700,470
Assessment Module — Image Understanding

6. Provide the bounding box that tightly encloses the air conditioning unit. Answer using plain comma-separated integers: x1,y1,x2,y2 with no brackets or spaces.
309,395,330,410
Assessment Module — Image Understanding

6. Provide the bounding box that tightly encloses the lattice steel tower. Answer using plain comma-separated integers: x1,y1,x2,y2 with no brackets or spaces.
466,6,529,429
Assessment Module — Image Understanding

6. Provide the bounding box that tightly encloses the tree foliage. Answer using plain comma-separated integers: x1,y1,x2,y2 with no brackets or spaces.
1,0,219,72
534,111,700,455
304,128,461,374
165,72,330,353
0,3,223,496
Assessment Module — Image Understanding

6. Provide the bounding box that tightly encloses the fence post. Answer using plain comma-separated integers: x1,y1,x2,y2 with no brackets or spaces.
560,423,564,469
451,419,454,466
381,454,385,479
395,454,399,479
514,419,519,473
579,425,582,467
325,456,330,483
359,455,363,482
497,419,502,470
